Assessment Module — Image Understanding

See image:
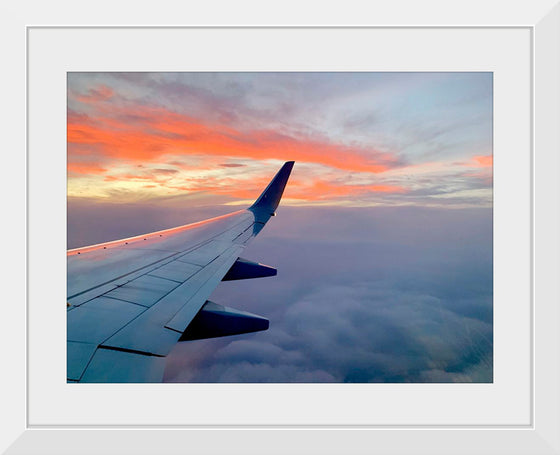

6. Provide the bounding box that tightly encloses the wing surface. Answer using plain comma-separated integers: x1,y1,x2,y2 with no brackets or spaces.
67,161,294,382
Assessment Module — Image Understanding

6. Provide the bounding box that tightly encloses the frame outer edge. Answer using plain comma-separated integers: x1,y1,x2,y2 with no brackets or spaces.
0,10,28,455
4,1,560,454
534,2,560,453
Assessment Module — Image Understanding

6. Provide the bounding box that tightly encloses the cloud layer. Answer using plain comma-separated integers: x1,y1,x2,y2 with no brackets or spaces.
67,202,493,383
162,206,492,383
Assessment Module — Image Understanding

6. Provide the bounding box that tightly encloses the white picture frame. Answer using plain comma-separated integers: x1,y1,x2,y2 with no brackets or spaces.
4,0,559,453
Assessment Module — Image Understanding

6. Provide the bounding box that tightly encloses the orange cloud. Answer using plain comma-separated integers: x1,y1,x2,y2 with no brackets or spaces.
283,180,406,201
104,174,157,182
67,162,107,175
174,176,407,202
473,155,493,167
458,155,492,186
67,104,401,175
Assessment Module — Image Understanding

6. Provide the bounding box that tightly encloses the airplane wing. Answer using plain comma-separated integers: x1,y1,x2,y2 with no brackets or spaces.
67,161,294,383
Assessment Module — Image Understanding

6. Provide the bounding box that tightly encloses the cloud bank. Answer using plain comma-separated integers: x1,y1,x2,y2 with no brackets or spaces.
68,199,492,383
150,205,491,383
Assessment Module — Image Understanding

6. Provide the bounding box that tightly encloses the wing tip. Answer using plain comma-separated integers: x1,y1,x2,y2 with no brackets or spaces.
249,161,295,213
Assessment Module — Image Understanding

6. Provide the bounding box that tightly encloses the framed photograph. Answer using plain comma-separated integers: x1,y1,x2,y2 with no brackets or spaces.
4,1,559,453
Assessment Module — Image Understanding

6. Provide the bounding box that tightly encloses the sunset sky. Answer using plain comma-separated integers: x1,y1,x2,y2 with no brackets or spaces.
67,73,493,383
67,72,492,208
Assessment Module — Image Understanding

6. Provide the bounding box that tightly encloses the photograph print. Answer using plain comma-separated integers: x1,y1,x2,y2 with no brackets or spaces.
67,72,493,383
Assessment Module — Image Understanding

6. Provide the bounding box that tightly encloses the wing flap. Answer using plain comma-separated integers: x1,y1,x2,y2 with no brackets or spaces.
101,320,181,358
80,348,167,383
67,342,97,381
99,281,195,357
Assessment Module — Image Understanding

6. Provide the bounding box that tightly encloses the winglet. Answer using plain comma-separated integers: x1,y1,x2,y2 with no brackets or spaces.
249,161,295,214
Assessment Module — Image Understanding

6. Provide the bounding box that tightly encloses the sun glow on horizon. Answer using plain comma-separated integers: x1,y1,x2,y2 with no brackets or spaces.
68,73,492,208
